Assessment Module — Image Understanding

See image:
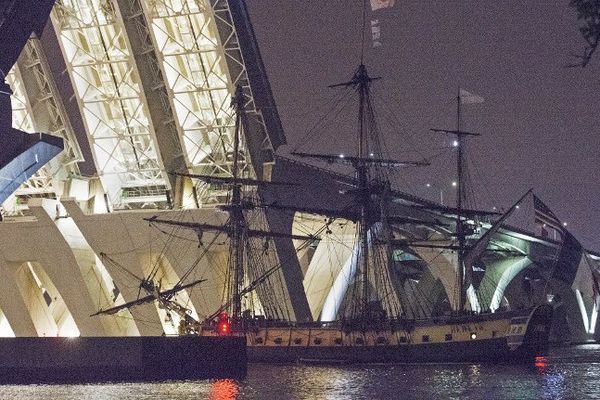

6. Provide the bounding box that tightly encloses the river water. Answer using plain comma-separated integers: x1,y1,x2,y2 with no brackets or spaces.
1,344,599,399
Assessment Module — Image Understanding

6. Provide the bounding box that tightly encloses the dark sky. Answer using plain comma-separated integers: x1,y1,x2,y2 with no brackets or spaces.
247,1,600,249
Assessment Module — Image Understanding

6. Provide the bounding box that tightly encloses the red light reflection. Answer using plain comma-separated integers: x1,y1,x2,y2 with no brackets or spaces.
209,379,239,400
534,355,548,373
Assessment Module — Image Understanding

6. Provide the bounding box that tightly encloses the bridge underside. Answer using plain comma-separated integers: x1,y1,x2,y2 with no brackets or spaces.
0,131,63,205
0,0,64,210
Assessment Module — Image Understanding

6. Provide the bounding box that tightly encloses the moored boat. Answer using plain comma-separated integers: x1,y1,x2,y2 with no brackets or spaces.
94,4,555,366
200,305,552,364
185,62,553,364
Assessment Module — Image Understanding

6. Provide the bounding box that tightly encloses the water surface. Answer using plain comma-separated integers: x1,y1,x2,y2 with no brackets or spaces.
1,344,599,399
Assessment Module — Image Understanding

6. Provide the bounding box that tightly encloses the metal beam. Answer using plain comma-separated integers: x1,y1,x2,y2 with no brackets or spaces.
137,0,255,205
111,0,188,208
51,0,169,209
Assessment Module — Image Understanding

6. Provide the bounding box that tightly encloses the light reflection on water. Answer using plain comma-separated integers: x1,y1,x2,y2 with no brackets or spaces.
209,379,239,400
1,345,600,399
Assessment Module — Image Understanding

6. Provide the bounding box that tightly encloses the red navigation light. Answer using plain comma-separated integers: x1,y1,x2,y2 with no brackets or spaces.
219,321,230,335
217,312,230,335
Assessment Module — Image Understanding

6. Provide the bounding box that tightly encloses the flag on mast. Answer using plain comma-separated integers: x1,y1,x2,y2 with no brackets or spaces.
370,0,395,11
459,89,484,104
533,194,563,233
533,193,600,316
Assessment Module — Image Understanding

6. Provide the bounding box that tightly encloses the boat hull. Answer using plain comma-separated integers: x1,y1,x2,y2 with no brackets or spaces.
0,336,246,383
250,337,522,364
244,305,553,364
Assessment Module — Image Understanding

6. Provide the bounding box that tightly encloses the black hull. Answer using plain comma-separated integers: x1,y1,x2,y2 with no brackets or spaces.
0,336,246,384
247,305,553,364
249,337,539,364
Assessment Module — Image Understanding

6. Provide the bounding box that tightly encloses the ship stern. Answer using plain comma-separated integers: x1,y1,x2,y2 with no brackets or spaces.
506,304,553,362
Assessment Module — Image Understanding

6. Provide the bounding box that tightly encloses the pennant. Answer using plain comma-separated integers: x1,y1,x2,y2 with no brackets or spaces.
370,0,395,11
371,19,382,47
459,89,484,104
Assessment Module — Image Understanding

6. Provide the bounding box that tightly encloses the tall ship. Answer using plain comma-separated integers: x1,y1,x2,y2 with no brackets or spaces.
11,0,600,373
93,60,553,363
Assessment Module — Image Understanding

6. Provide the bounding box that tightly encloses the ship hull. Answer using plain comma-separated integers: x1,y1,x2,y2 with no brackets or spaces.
0,336,246,383
243,305,552,364
250,337,520,364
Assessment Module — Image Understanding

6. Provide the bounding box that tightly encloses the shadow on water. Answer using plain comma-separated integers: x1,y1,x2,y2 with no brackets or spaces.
1,345,600,399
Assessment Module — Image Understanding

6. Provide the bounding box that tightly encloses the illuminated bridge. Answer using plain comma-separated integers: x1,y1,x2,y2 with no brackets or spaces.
0,0,598,342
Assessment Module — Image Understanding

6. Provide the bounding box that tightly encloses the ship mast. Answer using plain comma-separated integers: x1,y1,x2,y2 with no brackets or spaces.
294,65,428,320
328,64,378,318
456,90,465,312
357,64,372,318
230,84,245,320
430,94,480,311
144,84,318,323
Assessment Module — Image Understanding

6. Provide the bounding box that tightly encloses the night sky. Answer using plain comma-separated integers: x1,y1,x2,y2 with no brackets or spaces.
247,1,600,250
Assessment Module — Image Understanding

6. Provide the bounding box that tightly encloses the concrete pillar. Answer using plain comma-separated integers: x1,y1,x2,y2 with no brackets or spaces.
0,260,37,336
477,256,531,312
61,200,164,335
413,246,459,311
303,223,354,320
26,201,106,336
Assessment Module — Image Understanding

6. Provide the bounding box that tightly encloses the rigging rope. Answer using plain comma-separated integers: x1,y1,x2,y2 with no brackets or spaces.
291,87,354,153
